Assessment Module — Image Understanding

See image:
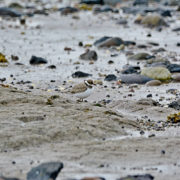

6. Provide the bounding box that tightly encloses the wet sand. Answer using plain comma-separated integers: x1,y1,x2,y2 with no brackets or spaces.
0,0,180,179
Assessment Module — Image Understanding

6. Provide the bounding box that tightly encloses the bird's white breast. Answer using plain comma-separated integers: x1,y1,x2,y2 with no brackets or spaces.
75,87,93,99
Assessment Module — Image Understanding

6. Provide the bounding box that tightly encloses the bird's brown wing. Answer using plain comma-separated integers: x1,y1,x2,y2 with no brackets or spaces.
71,83,87,94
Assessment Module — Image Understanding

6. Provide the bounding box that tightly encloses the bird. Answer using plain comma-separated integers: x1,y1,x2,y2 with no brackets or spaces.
71,79,94,101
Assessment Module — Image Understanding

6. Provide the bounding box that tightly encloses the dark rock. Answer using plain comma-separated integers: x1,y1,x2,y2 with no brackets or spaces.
161,10,171,17
48,65,56,69
72,71,92,78
168,99,180,110
133,0,148,6
148,42,159,46
33,10,48,16
177,43,180,47
166,64,180,73
27,162,63,180
59,7,78,15
104,74,117,81
147,94,152,98
121,65,140,74
108,60,114,64
81,177,105,180
30,56,48,65
94,5,116,13
80,0,104,5
137,44,148,49
124,41,136,46
80,49,98,61
0,176,20,180
95,37,124,48
119,74,153,84
0,7,22,17
117,174,154,180
79,42,83,47
172,27,180,32
94,36,111,46
11,55,19,61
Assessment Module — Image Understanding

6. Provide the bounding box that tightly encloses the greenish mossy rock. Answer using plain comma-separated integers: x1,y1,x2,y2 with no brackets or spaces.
141,67,171,81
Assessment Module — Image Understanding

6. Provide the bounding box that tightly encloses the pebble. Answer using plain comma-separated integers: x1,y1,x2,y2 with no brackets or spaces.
29,56,48,65
146,80,162,86
104,74,117,81
80,49,98,61
172,74,180,82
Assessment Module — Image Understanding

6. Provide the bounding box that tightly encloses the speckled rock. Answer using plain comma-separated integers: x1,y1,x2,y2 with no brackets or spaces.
168,99,180,110
141,67,171,81
27,162,63,180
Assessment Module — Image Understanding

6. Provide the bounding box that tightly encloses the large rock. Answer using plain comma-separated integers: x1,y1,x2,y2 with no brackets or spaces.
27,162,64,180
141,15,167,27
141,67,171,81
119,74,153,84
0,7,22,17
